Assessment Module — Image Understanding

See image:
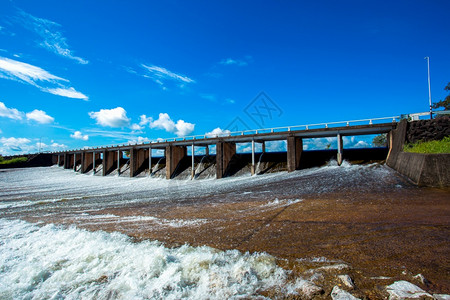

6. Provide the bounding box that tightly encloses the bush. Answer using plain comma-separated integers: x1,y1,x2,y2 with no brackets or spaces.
0,157,28,165
403,136,450,154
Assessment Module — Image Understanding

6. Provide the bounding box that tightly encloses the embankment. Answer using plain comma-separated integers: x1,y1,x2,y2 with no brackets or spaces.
387,116,450,187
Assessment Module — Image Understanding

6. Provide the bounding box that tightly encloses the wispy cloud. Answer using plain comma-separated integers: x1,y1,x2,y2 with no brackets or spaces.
88,107,131,128
140,64,195,90
85,129,140,140
219,56,252,67
200,93,216,102
0,56,88,100
25,109,54,124
0,101,24,120
46,87,88,100
0,137,67,154
16,9,88,64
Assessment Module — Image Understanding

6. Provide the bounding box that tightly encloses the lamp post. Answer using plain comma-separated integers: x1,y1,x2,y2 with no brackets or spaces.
425,56,432,119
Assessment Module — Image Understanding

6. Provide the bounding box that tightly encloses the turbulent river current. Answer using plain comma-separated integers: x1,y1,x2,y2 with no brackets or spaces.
0,162,448,299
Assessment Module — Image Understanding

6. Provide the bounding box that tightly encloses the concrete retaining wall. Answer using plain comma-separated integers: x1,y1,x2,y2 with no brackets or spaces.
387,119,450,187
393,152,450,187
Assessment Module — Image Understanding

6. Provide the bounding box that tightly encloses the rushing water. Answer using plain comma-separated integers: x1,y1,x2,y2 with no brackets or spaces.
0,163,423,299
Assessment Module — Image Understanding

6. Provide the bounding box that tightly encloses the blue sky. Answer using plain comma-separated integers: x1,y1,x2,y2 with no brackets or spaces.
0,0,449,155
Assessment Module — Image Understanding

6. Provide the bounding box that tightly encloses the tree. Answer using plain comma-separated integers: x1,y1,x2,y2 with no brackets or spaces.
432,82,450,110
372,133,387,147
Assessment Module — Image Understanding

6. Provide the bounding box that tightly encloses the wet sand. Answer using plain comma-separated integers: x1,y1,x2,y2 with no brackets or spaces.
2,164,450,298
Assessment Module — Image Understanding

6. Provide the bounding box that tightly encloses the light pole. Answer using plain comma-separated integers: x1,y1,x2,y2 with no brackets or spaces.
425,56,432,119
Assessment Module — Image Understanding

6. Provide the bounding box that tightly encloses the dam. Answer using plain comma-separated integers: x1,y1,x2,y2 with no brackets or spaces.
52,117,397,179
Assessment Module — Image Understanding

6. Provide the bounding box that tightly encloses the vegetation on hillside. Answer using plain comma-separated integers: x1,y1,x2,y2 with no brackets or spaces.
403,136,450,154
432,82,450,111
0,156,28,165
372,133,387,147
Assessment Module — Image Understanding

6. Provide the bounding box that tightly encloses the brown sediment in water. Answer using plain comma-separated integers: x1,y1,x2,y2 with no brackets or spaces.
11,166,450,298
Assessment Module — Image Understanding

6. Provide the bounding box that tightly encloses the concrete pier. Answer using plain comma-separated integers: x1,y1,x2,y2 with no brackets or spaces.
166,145,187,179
287,136,302,172
337,133,343,166
216,142,236,179
102,150,117,176
130,148,148,177
81,151,93,173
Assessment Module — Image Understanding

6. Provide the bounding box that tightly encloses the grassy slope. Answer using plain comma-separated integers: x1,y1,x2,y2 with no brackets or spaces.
403,136,450,154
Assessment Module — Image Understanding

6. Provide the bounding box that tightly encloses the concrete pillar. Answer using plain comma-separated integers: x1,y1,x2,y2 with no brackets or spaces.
64,153,72,169
191,144,195,179
148,147,152,176
287,136,302,172
102,150,117,176
262,141,266,153
165,145,187,179
130,148,147,177
216,142,236,179
251,139,256,175
81,151,93,173
337,133,343,166
57,155,60,166
205,145,209,156
59,154,64,167
117,150,121,176
93,152,96,174
73,153,77,171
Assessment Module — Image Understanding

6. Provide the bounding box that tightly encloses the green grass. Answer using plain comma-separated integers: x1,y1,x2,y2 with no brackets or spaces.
403,136,450,154
0,157,28,165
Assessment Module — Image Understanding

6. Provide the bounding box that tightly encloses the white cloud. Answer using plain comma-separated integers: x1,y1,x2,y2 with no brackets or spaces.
0,101,24,120
226,98,236,104
0,56,66,85
139,114,153,126
0,57,87,100
0,137,32,152
174,120,195,137
200,94,216,102
205,127,231,137
0,137,67,154
50,142,67,149
130,123,143,131
150,113,195,137
141,64,195,89
219,56,252,67
45,87,88,100
150,113,176,132
89,107,131,128
70,131,89,141
17,10,88,64
127,136,151,145
26,109,54,124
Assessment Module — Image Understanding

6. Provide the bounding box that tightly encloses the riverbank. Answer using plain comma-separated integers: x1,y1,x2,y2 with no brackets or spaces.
1,164,449,298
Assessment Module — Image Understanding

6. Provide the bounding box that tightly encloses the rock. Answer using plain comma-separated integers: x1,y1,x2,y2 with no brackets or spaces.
331,286,360,300
296,279,324,299
338,274,355,289
433,294,450,300
386,280,432,299
413,273,430,286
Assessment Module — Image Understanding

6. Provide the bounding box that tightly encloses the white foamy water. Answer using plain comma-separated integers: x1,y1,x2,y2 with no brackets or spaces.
0,218,292,299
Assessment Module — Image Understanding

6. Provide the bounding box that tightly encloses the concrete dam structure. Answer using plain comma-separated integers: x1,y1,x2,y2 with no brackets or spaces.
52,119,397,180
